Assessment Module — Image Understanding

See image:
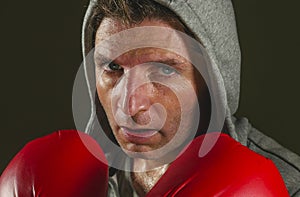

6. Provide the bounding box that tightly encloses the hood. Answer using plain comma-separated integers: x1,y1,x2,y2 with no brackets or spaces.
79,0,250,151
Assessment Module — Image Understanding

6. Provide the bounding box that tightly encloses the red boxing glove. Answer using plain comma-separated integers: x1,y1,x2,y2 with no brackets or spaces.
0,130,108,197
147,133,289,197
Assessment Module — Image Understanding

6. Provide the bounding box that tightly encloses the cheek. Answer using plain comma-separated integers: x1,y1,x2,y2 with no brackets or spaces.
96,68,119,88
156,86,181,130
96,73,114,116
95,67,121,102
96,85,120,134
96,86,110,107
155,84,180,108
159,76,199,133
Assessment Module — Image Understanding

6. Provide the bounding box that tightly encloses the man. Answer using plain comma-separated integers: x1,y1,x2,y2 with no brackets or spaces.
0,0,299,196
81,0,298,196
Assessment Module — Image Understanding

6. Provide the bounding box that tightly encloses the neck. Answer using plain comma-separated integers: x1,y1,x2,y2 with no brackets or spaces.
131,159,169,197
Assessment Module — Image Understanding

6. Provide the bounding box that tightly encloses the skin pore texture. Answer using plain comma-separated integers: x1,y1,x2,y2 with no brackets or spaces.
94,17,206,196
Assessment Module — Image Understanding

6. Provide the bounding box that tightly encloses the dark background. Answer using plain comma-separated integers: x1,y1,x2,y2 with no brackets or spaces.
1,0,300,173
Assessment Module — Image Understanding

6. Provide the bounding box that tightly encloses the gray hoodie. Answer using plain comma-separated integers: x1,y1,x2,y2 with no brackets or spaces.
81,0,300,196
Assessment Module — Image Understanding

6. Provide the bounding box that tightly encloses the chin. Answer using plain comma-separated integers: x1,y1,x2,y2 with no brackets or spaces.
126,151,158,160
121,145,160,159
122,143,180,164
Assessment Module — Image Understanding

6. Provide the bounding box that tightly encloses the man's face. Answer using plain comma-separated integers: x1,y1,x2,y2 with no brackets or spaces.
94,18,203,159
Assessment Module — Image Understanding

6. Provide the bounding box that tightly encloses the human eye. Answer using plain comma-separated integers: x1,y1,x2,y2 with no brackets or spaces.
158,64,177,76
106,62,123,72
150,62,179,77
146,62,179,82
96,60,123,74
94,54,123,72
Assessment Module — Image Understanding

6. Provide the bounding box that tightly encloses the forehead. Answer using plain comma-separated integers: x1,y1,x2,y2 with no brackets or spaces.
93,17,203,69
95,17,183,44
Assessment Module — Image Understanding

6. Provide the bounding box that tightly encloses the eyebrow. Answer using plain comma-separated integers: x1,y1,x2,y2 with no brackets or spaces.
94,54,112,66
94,52,187,68
149,58,184,66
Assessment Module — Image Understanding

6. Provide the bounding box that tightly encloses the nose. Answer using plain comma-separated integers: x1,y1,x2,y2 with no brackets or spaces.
118,66,152,117
128,88,151,116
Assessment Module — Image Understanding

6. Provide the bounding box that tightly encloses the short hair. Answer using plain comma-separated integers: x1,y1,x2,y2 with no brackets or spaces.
90,0,196,45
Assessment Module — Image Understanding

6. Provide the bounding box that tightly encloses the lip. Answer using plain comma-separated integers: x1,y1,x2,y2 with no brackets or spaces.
121,127,158,143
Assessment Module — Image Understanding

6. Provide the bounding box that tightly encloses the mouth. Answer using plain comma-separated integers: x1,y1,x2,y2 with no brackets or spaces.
120,127,158,142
